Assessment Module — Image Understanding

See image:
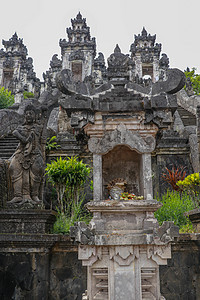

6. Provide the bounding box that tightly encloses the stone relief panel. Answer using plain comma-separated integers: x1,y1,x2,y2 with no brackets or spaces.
88,124,156,155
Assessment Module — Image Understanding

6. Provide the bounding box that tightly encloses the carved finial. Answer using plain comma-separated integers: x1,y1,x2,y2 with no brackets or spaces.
77,11,82,20
141,27,147,37
114,44,121,53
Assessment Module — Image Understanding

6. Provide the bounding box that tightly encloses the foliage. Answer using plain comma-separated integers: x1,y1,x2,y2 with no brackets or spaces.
0,87,14,109
177,173,200,207
162,166,186,191
120,192,143,200
46,136,60,152
184,67,200,95
179,223,196,234
23,91,35,99
46,156,91,224
155,190,195,230
46,157,70,213
52,198,92,234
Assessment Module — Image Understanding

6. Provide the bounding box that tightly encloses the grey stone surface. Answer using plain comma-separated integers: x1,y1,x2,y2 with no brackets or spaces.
88,125,156,155
0,209,57,234
0,233,199,299
75,200,178,299
0,235,86,300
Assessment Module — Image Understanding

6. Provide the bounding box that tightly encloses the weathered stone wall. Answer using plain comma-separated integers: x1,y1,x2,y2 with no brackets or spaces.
160,234,200,300
0,234,200,299
0,235,86,300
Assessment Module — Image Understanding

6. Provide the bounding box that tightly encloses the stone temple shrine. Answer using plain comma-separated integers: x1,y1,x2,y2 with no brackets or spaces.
0,12,200,300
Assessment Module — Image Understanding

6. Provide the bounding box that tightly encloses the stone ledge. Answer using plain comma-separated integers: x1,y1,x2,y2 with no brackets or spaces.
0,233,77,252
171,233,200,252
0,209,57,234
87,199,161,212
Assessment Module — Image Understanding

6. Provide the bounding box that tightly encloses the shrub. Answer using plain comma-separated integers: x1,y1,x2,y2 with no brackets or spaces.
23,91,35,99
184,67,200,95
52,198,92,234
46,156,91,234
155,190,195,230
0,87,14,109
46,136,60,152
177,173,200,207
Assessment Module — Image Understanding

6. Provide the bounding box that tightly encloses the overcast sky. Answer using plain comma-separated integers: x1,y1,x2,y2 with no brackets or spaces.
0,0,199,80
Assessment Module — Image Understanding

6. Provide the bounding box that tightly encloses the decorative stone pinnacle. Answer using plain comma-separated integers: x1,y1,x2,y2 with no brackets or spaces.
77,11,82,20
114,44,121,53
141,27,147,37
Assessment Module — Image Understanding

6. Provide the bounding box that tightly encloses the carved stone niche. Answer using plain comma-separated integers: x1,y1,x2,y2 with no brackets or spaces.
102,145,142,199
88,124,155,201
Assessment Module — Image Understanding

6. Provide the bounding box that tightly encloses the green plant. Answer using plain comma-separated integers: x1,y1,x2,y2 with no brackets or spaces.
0,87,14,109
52,197,92,234
179,223,196,234
64,156,91,209
46,157,70,214
46,156,91,233
23,91,35,99
162,166,186,191
155,190,195,230
177,173,200,207
184,68,200,95
46,136,60,152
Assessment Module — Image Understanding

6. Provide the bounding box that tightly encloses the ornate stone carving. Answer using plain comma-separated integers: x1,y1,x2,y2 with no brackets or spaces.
7,104,47,208
110,246,139,266
50,54,62,69
3,56,14,68
71,200,178,300
69,50,84,61
88,124,156,154
107,44,133,80
159,53,169,69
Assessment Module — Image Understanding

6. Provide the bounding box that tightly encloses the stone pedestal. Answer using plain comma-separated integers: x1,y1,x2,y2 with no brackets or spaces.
71,200,179,300
0,209,57,234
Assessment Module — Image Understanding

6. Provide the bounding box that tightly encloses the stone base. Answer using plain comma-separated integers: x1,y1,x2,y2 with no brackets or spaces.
0,209,57,234
185,208,200,232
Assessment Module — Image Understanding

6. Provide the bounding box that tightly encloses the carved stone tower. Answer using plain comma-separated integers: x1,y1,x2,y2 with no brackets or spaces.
59,12,96,82
130,27,162,82
0,33,40,102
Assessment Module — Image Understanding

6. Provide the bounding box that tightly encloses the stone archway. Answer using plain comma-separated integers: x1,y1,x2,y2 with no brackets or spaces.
88,124,155,201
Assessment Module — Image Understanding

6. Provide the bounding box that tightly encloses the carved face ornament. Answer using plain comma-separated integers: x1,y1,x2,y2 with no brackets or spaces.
25,110,35,124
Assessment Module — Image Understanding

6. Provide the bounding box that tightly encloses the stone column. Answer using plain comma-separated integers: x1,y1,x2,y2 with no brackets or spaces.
93,154,102,201
141,153,153,200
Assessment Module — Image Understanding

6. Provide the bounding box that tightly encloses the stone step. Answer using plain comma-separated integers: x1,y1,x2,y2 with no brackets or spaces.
177,106,196,126
0,134,19,159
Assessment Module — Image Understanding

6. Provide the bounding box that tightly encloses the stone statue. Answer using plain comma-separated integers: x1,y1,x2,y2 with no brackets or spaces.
185,76,194,96
7,104,47,207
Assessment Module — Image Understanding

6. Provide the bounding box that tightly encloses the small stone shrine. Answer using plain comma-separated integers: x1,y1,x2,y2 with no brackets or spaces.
62,37,183,299
0,12,199,300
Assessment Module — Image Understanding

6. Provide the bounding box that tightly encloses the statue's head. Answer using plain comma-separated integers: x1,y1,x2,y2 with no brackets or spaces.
24,104,37,124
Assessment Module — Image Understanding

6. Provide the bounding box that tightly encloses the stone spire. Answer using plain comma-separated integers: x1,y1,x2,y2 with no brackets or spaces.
130,27,161,58
59,12,96,82
60,12,96,56
2,32,27,59
130,27,162,82
0,33,40,100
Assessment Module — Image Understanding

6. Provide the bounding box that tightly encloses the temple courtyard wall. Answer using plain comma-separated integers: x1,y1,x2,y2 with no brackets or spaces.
0,233,200,300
